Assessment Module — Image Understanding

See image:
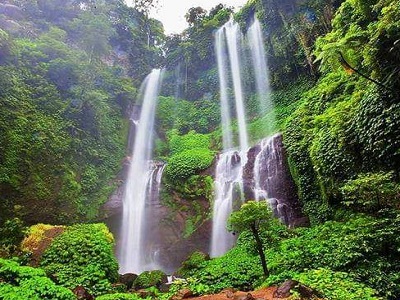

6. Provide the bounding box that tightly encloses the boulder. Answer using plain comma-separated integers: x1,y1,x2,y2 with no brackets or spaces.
171,288,193,300
297,284,322,298
136,289,157,298
159,282,172,293
72,286,94,300
273,280,298,298
233,293,255,300
222,287,236,298
119,273,137,290
273,279,322,299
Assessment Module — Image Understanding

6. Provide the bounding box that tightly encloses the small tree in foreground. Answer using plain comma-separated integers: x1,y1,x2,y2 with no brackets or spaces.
228,200,274,277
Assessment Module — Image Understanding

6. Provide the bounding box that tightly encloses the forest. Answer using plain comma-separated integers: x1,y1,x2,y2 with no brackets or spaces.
0,0,399,299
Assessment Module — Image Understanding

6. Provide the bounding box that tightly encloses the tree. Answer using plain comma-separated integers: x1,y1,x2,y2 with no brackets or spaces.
185,7,207,26
228,201,273,277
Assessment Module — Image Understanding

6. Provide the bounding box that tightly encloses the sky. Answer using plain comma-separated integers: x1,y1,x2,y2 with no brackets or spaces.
148,0,249,35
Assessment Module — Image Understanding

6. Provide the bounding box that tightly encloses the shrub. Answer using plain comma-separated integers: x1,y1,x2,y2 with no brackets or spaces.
186,245,263,293
340,171,400,212
40,223,118,296
0,258,75,300
165,149,214,181
266,214,400,299
0,218,26,256
133,270,167,289
96,293,147,300
176,251,210,278
168,130,211,155
293,268,380,300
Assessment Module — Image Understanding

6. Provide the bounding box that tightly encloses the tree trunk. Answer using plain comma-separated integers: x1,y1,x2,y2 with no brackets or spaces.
250,223,269,277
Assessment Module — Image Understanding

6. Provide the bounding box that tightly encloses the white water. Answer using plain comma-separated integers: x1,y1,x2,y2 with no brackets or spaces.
248,19,273,115
253,135,290,224
253,135,281,202
211,19,251,257
210,150,243,257
118,69,163,274
215,27,233,150
224,19,249,152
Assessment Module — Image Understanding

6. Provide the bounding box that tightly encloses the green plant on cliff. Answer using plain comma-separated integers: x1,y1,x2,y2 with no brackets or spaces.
164,130,215,183
40,223,118,296
340,172,400,212
284,0,400,224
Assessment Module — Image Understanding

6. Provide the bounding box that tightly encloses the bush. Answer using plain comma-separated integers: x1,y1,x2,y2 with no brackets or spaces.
186,245,263,293
266,215,400,299
340,171,400,212
0,258,75,300
176,251,210,278
165,149,214,181
96,293,147,300
168,130,212,155
133,270,167,289
293,268,380,300
0,218,26,256
40,223,118,296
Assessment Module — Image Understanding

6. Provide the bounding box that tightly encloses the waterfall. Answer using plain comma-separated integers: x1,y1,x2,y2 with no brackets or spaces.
224,19,249,152
118,69,163,274
248,19,275,133
215,27,233,150
210,151,243,257
253,135,281,201
211,19,250,257
211,17,285,256
253,134,297,225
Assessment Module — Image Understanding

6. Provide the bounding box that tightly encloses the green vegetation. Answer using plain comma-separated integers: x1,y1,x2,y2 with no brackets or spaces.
0,0,163,225
1,0,400,299
0,258,75,300
228,201,275,277
133,270,167,289
40,223,118,297
176,251,210,278
96,294,146,300
284,0,400,224
292,269,380,300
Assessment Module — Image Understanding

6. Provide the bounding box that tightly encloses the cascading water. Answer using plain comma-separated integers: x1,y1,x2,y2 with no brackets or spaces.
211,19,249,257
253,135,282,202
210,151,243,257
224,19,249,152
142,162,166,269
253,134,300,225
247,19,275,133
118,69,163,274
215,27,233,150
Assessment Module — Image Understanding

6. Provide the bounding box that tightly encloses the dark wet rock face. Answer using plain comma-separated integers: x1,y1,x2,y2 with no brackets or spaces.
243,134,308,227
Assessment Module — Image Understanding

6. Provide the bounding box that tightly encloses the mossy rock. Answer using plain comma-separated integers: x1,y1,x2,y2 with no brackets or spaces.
133,270,167,290
176,251,210,278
